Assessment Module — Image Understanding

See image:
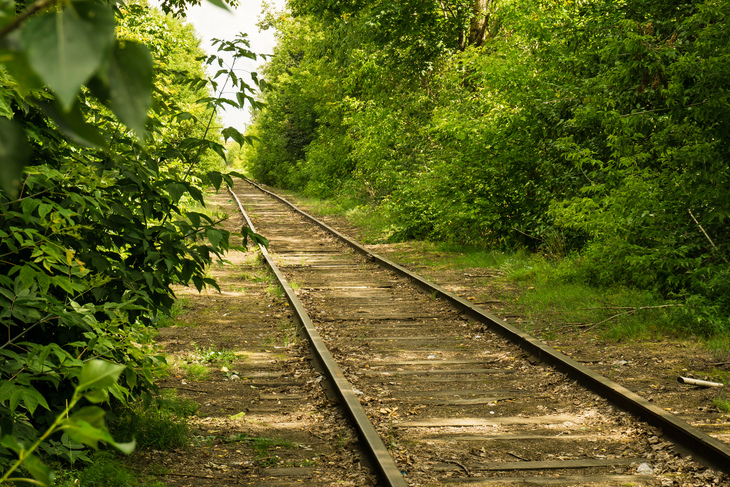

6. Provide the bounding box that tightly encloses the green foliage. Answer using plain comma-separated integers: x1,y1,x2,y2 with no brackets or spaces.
0,0,263,480
0,360,133,486
77,451,140,487
246,0,730,335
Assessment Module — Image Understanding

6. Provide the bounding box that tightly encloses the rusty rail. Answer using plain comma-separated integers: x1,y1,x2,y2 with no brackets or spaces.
227,185,408,487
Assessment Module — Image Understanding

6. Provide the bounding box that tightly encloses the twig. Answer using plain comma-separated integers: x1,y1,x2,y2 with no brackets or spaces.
550,304,684,333
507,451,529,461
305,428,329,442
580,304,683,311
0,0,58,39
688,209,728,263
443,459,471,477
581,311,635,332
511,226,542,241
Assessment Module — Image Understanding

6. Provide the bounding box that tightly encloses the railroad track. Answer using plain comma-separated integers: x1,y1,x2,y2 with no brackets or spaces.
227,179,729,486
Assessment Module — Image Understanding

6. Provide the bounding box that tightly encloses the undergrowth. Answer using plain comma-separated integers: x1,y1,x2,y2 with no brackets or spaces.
109,389,198,450
52,390,196,486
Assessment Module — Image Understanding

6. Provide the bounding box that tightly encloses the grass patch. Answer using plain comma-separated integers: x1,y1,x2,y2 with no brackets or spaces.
109,389,197,451
493,253,692,341
189,344,237,367
171,343,240,381
278,319,298,347
248,436,296,467
267,283,284,299
188,432,299,467
180,363,209,381
54,451,166,487
282,188,730,343
280,192,391,243
154,297,191,328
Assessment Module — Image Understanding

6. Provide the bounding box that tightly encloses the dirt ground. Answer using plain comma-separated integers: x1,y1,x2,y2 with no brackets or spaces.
130,190,377,486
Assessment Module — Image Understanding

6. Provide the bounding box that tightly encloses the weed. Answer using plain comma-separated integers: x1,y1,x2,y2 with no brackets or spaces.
267,283,284,299
279,319,298,347
154,297,191,328
238,270,268,282
109,390,196,450
250,437,295,466
181,363,209,381
335,431,346,451
191,344,237,367
77,451,139,487
711,396,730,413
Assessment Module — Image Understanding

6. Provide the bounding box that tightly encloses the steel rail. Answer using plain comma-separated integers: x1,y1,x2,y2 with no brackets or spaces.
241,179,730,474
226,185,408,487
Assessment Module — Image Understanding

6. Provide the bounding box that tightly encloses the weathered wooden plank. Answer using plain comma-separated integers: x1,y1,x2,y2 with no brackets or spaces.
420,434,612,442
440,474,654,485
396,415,578,428
259,394,307,401
362,368,509,376
261,467,318,477
433,458,646,472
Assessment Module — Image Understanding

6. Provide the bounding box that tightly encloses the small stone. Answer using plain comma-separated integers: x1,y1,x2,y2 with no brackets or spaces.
637,463,654,475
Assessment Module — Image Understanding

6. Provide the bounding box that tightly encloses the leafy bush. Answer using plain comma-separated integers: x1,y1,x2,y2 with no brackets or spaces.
0,0,262,478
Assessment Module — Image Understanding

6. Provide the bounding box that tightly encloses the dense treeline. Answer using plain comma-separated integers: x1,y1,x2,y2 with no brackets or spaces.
244,0,730,333
1,0,257,480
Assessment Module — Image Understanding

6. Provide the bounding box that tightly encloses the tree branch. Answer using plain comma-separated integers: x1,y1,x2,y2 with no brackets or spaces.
0,0,59,39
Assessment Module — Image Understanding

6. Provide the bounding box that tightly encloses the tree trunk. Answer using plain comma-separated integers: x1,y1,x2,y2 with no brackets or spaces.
468,0,495,48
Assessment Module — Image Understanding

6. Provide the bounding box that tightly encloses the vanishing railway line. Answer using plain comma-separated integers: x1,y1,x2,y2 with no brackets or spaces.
227,179,729,487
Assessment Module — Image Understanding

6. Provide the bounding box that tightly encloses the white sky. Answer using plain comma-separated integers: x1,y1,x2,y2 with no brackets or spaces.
183,0,287,129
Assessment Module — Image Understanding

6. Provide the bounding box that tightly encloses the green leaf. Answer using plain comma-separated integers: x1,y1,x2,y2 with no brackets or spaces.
206,171,223,190
64,419,110,449
207,140,226,162
19,385,50,415
166,182,187,203
78,360,124,391
205,0,231,11
221,126,246,146
0,434,22,452
111,439,136,455
107,41,153,138
206,228,223,249
242,226,269,249
0,118,29,197
173,111,197,123
8,386,22,412
22,453,55,486
20,1,115,110
83,389,108,404
0,50,45,94
0,89,13,119
71,406,106,428
0,381,13,402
